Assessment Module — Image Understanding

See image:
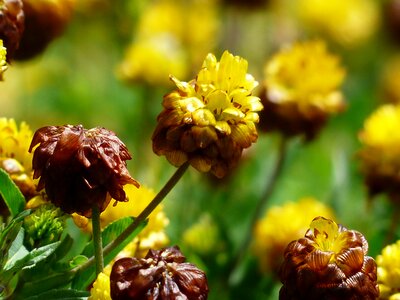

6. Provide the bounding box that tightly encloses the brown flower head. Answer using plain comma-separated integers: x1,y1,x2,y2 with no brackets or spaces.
29,125,139,217
279,217,379,300
152,50,263,178
14,0,75,60
0,0,24,61
110,246,209,300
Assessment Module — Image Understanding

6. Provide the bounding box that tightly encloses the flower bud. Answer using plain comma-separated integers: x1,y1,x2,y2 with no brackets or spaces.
110,246,209,300
29,125,139,217
279,217,379,299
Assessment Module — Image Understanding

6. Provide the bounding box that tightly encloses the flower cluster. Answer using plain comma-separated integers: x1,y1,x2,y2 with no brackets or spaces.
296,0,380,47
358,104,400,200
279,217,379,299
377,240,400,299
253,197,335,274
152,50,263,178
29,125,139,217
118,0,219,86
259,40,346,140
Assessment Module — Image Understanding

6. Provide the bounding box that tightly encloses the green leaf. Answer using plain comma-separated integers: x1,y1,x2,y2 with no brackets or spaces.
72,216,147,290
22,288,89,300
0,168,26,217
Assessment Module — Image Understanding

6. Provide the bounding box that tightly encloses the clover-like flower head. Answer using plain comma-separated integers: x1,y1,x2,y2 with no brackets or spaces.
0,0,24,61
110,246,209,300
29,125,139,217
279,217,379,300
358,104,400,200
253,197,335,274
377,240,400,299
152,50,263,178
259,40,346,140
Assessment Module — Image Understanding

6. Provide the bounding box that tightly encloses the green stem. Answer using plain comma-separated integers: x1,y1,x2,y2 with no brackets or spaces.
91,205,104,275
229,136,288,283
77,162,190,273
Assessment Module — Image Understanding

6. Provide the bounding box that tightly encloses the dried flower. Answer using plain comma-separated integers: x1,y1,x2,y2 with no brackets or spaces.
253,197,335,274
73,184,169,258
384,0,400,44
14,0,75,60
0,0,24,61
110,246,209,300
29,125,139,217
358,104,400,200
259,40,345,140
279,217,379,300
152,50,263,178
0,39,6,80
377,240,400,299
296,0,379,47
89,271,111,300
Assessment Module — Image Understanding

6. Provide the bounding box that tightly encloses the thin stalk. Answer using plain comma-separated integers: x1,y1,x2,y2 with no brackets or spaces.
384,201,400,246
91,205,104,275
77,162,190,273
229,136,288,283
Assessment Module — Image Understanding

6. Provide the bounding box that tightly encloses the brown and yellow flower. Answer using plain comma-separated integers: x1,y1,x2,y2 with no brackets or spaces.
110,246,209,300
29,125,139,217
279,217,379,299
259,40,346,140
377,240,400,300
358,104,400,200
253,197,335,274
152,50,263,178
0,0,24,61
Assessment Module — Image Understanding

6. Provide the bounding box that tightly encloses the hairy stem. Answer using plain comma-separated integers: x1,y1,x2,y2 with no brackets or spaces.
91,205,104,276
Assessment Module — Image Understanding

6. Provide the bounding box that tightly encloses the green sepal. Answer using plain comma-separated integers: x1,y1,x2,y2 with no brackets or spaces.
0,168,26,217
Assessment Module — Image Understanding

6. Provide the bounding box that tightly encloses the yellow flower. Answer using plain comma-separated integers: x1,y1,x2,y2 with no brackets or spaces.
297,0,380,47
253,197,335,274
0,39,7,80
280,217,379,299
358,104,400,199
259,40,346,139
152,50,263,178
377,240,400,299
182,213,221,255
0,118,36,200
89,271,111,300
73,184,169,258
117,0,219,86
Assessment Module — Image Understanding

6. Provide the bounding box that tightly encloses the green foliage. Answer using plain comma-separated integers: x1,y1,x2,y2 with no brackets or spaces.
0,169,25,218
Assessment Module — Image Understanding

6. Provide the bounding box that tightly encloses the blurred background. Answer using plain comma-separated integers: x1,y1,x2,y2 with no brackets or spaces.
1,0,399,298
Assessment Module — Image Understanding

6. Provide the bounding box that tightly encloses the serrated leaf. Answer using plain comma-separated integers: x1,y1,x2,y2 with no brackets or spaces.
0,168,26,217
22,241,61,270
72,217,147,290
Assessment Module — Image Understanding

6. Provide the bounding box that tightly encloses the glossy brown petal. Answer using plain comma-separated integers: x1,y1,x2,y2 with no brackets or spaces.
29,125,139,217
0,0,24,61
110,246,209,300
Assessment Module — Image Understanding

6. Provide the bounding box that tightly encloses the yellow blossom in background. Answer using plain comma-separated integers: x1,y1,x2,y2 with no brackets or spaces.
296,0,380,47
152,50,263,178
73,184,169,258
182,213,221,255
259,40,346,139
117,0,219,86
253,197,335,274
0,40,7,80
377,240,400,300
358,104,400,199
89,271,111,300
